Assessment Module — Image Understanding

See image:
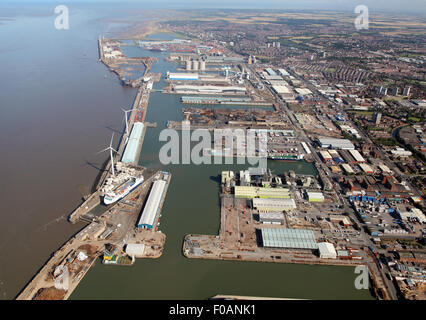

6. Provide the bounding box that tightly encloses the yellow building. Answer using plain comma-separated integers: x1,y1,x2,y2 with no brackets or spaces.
234,186,290,199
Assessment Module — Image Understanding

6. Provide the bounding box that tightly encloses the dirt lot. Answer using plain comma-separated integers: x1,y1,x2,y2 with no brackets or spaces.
33,287,66,300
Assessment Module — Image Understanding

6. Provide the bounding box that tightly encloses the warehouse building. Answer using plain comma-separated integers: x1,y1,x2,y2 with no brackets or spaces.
301,141,311,154
253,198,296,212
167,72,199,80
359,163,374,174
173,84,246,94
261,228,318,249
317,242,337,259
121,122,144,163
125,243,145,257
277,68,290,77
379,164,391,174
319,150,332,164
259,212,285,224
306,191,325,202
328,149,344,164
271,84,292,95
341,163,355,174
295,88,313,96
348,149,366,163
264,68,276,76
391,147,412,157
317,138,355,150
137,180,166,229
397,207,426,223
235,186,290,199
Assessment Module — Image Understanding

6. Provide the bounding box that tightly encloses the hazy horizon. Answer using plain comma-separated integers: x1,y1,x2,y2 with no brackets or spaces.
1,0,425,16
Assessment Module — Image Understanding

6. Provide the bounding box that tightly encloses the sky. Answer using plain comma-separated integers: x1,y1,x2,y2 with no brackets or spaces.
1,0,426,15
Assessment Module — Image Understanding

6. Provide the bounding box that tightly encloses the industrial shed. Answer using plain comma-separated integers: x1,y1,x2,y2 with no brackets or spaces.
261,228,318,249
271,84,292,95
259,212,285,224
317,138,355,150
317,242,337,259
125,243,145,257
306,191,325,202
253,198,296,212
235,186,290,199
348,149,366,163
137,180,166,229
168,72,199,80
121,122,144,163
359,163,374,174
341,163,355,174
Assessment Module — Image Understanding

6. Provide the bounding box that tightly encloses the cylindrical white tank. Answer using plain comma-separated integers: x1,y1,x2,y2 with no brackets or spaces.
186,60,191,70
192,60,199,71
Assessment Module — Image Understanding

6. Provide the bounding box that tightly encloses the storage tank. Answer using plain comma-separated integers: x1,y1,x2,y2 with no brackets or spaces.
185,60,191,71
192,60,199,71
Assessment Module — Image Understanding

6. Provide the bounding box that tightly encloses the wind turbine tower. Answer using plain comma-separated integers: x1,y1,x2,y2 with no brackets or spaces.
97,133,119,176
122,108,135,136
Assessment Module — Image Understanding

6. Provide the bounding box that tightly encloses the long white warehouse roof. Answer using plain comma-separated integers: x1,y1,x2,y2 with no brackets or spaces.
121,122,144,163
318,138,355,150
168,72,199,80
301,142,311,154
137,180,166,229
271,84,292,94
318,242,337,259
253,198,296,209
348,149,365,162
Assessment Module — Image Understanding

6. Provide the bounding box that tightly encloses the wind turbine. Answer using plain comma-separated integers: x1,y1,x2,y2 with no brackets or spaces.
122,108,135,136
97,133,120,176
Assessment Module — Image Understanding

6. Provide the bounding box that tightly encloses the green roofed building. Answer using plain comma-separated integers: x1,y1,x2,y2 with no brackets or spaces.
261,228,318,249
234,186,290,199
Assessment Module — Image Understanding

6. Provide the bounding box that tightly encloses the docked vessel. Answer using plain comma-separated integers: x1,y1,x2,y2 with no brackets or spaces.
267,154,304,161
103,175,144,205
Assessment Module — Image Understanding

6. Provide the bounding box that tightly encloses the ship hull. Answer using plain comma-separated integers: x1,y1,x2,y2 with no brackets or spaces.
103,176,144,205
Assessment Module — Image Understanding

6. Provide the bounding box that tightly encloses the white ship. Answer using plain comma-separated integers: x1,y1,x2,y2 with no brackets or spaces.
103,175,144,205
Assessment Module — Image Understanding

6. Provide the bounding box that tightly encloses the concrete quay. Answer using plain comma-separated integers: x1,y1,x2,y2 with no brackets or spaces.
17,170,171,300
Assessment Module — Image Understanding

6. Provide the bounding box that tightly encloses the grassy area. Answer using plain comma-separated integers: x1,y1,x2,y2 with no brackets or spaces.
408,117,421,122
347,110,374,116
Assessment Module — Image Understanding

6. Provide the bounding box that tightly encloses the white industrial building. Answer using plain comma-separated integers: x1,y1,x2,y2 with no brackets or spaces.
318,138,355,150
125,243,145,257
173,84,246,94
295,88,313,96
341,163,355,174
379,164,391,174
398,207,426,224
318,242,337,259
301,142,311,154
319,150,332,162
137,180,166,229
306,191,325,202
253,198,296,212
348,149,366,163
259,212,285,224
277,68,290,76
168,72,199,81
271,84,292,95
391,147,412,157
359,163,374,174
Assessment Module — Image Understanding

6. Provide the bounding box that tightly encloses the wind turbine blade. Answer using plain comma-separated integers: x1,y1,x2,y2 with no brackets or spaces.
96,147,110,154
109,133,114,148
